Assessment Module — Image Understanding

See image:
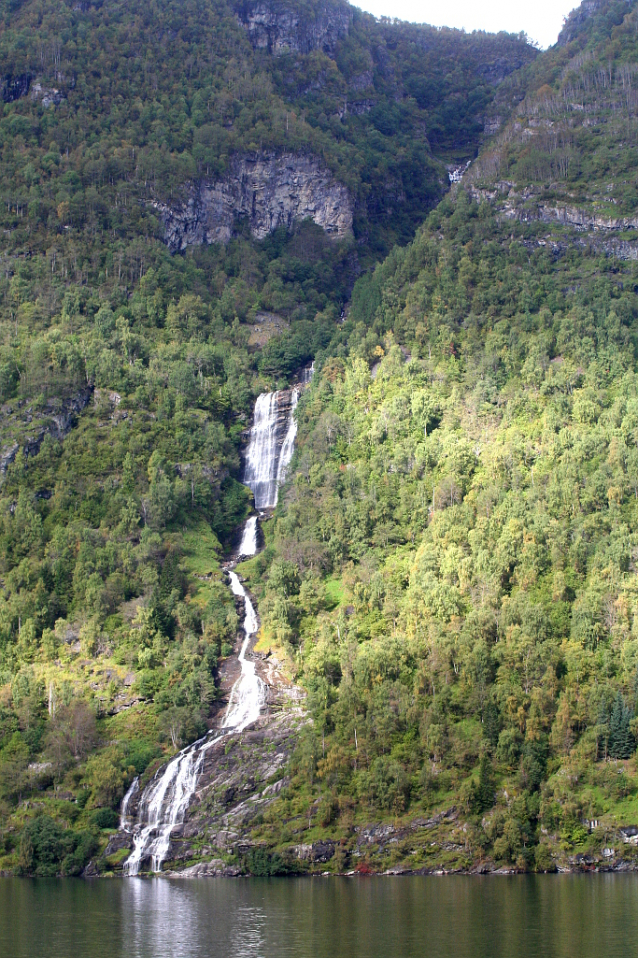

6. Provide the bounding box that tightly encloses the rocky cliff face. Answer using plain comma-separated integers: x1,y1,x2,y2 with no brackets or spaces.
101,630,308,877
157,153,353,252
469,181,638,234
0,384,94,480
557,0,625,45
234,0,351,56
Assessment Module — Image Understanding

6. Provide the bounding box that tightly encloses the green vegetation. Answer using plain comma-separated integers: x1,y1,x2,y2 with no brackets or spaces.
473,0,638,215
4,0,638,877
244,90,638,868
0,0,536,874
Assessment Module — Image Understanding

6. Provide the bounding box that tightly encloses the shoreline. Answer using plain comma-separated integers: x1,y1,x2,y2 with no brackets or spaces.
5,863,638,878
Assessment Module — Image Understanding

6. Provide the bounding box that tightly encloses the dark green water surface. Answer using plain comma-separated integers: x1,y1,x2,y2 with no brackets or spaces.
1,875,638,958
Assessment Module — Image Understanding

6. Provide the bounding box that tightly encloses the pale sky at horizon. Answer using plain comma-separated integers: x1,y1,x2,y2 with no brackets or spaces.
353,0,580,50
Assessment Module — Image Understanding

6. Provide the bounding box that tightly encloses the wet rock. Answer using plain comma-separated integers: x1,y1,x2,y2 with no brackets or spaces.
82,860,101,878
1,73,31,103
155,708,307,870
104,833,133,857
167,859,242,877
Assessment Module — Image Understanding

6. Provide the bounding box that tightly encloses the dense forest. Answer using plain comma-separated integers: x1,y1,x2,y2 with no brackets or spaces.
238,0,638,873
2,0,638,877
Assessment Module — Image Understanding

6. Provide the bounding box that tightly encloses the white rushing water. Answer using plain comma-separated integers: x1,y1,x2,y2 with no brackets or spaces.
120,777,139,831
237,515,258,558
224,571,265,731
123,572,265,876
122,375,312,875
275,389,298,490
242,387,299,510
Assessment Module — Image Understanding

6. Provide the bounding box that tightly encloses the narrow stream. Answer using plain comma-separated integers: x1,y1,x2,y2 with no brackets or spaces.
121,374,308,875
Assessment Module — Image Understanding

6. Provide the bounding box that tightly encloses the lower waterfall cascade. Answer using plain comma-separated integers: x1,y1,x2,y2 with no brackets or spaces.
237,515,258,559
120,777,139,830
120,371,310,875
122,571,265,875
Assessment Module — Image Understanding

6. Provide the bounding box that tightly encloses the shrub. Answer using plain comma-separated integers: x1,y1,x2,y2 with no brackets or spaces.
18,815,97,877
91,808,120,830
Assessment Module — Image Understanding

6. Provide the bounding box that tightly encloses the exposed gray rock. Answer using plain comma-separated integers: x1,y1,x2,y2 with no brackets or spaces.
356,823,397,848
483,115,502,136
517,202,638,233
557,0,625,46
104,832,133,857
1,384,94,480
348,99,374,116
157,153,353,252
235,0,351,56
166,859,242,877
348,70,373,92
0,443,18,477
293,840,335,862
477,52,538,87
468,183,638,256
152,707,306,874
31,82,65,108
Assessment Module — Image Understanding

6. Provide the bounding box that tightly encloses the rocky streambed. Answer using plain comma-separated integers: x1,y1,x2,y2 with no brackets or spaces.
100,622,307,877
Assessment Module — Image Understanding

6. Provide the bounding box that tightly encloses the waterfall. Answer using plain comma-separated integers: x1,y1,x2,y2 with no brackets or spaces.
237,515,258,558
275,389,298,490
122,573,265,876
242,386,300,510
120,776,139,831
121,370,312,875
224,572,266,730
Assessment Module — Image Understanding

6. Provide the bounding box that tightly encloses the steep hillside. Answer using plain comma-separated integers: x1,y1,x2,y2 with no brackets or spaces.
0,0,538,875
470,0,638,226
231,0,638,875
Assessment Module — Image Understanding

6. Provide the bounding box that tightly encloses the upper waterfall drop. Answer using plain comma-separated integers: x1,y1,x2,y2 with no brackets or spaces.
242,387,300,510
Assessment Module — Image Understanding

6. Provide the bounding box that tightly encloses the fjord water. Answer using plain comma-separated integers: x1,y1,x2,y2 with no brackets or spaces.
2,875,638,958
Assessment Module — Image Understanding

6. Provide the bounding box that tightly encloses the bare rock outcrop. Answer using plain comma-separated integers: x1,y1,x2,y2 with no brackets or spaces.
234,0,351,56
0,384,94,479
468,182,638,242
157,153,353,252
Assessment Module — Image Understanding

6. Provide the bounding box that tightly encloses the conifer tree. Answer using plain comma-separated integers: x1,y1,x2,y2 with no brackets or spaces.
471,755,496,814
608,693,633,760
596,700,610,761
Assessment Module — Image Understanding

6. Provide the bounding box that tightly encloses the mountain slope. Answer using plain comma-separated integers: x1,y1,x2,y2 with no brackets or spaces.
0,0,538,874
230,0,638,876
